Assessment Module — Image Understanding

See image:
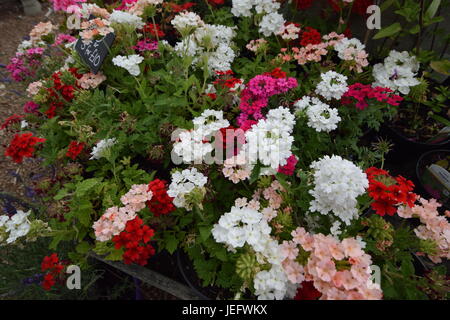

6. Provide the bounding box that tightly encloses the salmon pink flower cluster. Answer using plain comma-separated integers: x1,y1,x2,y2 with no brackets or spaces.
93,184,152,241
398,198,450,263
286,227,383,300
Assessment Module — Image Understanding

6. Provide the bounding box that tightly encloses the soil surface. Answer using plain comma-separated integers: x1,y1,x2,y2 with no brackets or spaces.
0,1,50,202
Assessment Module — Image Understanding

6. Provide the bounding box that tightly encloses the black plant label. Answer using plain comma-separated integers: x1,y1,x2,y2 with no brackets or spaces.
75,32,115,74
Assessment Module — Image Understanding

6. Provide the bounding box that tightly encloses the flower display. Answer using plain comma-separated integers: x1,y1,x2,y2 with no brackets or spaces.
2,0,448,302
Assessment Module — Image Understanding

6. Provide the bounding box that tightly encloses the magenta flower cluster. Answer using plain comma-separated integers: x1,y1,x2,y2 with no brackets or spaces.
6,48,45,82
133,39,158,53
237,73,298,131
23,101,40,114
53,34,76,47
341,83,403,110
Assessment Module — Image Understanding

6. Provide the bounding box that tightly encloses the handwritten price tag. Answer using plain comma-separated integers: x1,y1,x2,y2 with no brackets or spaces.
75,32,115,74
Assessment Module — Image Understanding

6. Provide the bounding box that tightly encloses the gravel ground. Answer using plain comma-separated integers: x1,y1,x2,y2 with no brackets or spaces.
0,1,50,202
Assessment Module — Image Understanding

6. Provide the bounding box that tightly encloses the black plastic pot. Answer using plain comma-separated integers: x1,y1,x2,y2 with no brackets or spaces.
416,149,450,210
176,250,217,300
381,125,450,163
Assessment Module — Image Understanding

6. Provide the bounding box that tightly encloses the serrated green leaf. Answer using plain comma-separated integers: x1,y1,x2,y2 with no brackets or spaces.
75,178,102,197
165,234,179,254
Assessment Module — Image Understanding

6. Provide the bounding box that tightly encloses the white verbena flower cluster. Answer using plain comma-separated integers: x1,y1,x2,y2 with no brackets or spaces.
172,109,229,163
173,22,236,72
231,0,285,37
167,168,208,211
112,54,144,76
258,12,285,37
171,11,205,35
294,96,341,132
309,155,369,225
372,50,420,95
90,138,117,160
0,210,31,244
211,198,290,300
109,10,145,29
231,0,280,17
241,107,295,170
315,71,348,100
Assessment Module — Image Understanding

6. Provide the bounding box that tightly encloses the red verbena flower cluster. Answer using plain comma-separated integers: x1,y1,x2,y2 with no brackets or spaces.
112,217,156,266
328,0,373,16
142,23,165,38
5,132,45,163
366,167,417,216
342,83,403,110
1,114,23,130
294,0,314,10
45,68,81,118
41,253,65,291
165,2,196,13
147,179,175,216
213,70,243,92
300,27,321,46
66,141,85,160
207,0,225,6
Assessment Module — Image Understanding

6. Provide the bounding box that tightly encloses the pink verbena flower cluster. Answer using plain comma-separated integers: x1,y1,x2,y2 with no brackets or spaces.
252,180,287,222
133,39,158,52
237,71,298,131
277,33,346,65
283,227,383,300
23,101,40,114
6,48,45,82
77,72,107,89
341,83,403,110
222,153,251,184
53,34,76,47
93,184,152,241
398,197,450,263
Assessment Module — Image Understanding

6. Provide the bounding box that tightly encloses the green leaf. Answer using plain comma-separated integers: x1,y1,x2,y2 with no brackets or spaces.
401,256,415,276
165,234,179,254
76,242,91,254
380,0,395,12
199,226,211,242
426,0,441,19
373,23,402,39
430,60,450,75
75,178,102,197
54,188,69,200
249,162,261,185
430,113,450,126
105,248,124,261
